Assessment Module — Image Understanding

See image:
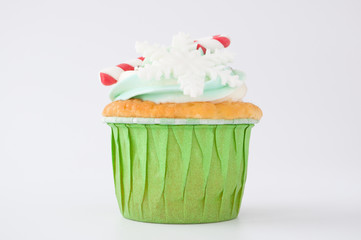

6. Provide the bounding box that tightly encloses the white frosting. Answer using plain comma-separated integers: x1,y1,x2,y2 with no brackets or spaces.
212,84,247,103
135,33,243,98
107,33,249,104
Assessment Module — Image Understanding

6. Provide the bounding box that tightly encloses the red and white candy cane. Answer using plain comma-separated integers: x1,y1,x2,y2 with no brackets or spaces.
195,35,231,54
100,57,144,86
100,35,231,86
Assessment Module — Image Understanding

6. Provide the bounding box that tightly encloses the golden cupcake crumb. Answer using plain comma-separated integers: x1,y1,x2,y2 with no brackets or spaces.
103,99,262,120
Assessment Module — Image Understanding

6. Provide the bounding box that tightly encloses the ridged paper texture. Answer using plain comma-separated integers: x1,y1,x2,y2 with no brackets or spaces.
108,123,253,223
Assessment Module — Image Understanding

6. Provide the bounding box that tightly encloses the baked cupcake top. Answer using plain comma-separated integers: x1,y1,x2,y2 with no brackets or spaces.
101,33,262,121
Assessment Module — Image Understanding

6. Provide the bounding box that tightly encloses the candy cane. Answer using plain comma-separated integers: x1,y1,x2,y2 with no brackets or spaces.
100,57,144,86
100,35,231,86
195,35,231,54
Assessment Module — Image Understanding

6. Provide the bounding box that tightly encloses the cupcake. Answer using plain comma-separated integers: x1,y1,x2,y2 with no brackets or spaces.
100,33,262,224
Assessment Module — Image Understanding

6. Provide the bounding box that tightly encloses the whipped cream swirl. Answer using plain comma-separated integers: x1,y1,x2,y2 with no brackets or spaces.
104,33,248,103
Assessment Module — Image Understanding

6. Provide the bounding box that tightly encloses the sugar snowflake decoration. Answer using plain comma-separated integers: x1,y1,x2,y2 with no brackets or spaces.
135,33,243,97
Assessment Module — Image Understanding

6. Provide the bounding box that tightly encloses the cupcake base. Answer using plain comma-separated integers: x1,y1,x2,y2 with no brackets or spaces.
107,123,253,224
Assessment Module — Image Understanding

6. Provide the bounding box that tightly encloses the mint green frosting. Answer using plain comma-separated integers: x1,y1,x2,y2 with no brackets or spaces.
110,69,245,103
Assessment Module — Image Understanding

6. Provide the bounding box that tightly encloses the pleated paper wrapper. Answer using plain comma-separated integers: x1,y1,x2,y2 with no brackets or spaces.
105,117,255,223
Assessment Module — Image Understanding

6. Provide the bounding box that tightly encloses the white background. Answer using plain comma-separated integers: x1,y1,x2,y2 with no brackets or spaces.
1,0,361,239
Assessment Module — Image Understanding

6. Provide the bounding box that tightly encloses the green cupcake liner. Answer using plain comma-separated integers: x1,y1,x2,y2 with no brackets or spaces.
107,123,253,224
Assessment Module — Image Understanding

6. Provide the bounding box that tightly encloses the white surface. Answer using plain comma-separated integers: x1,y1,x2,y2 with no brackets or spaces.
0,0,361,239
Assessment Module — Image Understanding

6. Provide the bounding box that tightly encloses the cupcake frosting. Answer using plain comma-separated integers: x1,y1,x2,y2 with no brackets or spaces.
100,33,248,103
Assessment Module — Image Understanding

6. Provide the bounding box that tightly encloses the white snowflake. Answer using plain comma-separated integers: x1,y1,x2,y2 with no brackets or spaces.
135,33,243,97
